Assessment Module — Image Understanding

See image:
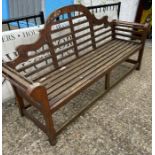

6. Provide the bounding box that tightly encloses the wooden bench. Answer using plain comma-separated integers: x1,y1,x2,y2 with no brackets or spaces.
2,5,149,145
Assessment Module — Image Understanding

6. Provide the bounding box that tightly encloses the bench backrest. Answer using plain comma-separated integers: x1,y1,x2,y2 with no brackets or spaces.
4,5,113,81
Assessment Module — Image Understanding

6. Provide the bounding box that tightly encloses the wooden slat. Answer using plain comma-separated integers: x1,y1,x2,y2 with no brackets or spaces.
29,48,50,59
89,19,96,50
25,62,54,77
51,25,71,33
77,37,92,47
44,40,123,88
96,39,112,49
54,38,73,49
49,42,137,93
71,14,85,20
94,26,110,32
36,39,139,84
49,43,141,110
77,42,92,51
47,44,128,95
95,34,112,44
115,27,144,35
52,14,85,26
56,65,139,134
68,13,79,58
115,23,144,29
39,40,121,84
73,19,88,27
47,41,136,98
2,64,32,91
115,21,145,29
115,32,141,40
75,31,90,40
52,32,72,42
94,29,112,38
56,45,74,55
74,25,90,33
17,49,51,72
31,53,77,81
17,55,52,72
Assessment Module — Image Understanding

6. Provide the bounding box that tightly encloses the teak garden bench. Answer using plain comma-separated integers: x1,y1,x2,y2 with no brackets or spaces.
2,5,149,145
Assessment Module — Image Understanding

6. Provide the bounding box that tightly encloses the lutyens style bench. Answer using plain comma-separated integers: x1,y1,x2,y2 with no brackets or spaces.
2,5,149,145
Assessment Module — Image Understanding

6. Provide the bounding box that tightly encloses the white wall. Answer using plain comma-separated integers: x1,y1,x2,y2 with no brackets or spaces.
74,0,140,22
119,0,140,22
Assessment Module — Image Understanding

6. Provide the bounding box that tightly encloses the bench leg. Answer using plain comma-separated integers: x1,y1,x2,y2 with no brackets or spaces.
43,108,56,145
136,47,144,71
105,72,111,90
31,86,57,145
13,86,25,116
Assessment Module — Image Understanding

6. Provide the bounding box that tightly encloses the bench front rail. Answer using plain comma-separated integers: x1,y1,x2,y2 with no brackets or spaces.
2,5,149,145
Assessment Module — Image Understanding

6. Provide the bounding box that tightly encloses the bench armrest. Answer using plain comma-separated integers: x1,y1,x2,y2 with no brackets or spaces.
3,64,34,92
113,20,149,30
2,64,48,107
113,20,149,43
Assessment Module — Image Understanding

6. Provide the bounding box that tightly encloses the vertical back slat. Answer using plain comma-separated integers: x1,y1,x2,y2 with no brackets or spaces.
68,13,79,58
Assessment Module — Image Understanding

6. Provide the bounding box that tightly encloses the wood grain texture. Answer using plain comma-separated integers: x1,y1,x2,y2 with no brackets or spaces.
2,4,149,145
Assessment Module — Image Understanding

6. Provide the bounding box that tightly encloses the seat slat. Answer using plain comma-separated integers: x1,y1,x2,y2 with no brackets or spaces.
47,41,139,100
49,42,141,110
45,40,128,91
47,43,132,96
34,39,117,82
38,39,120,84
31,53,77,81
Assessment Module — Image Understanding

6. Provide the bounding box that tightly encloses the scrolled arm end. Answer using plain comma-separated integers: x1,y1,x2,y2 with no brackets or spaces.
27,83,48,104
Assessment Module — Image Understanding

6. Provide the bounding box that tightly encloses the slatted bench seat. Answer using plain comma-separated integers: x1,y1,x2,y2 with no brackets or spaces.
38,39,142,111
2,5,148,145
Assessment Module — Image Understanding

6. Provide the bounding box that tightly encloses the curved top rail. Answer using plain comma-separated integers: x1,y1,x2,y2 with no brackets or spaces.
44,4,113,28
